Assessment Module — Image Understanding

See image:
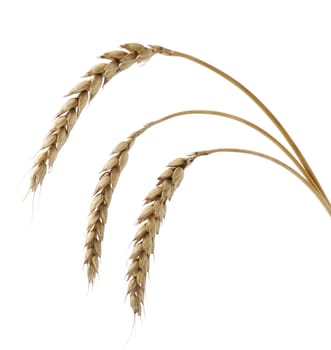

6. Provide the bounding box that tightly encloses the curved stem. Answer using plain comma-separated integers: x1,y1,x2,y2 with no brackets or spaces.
133,109,310,187
188,148,331,217
152,45,329,207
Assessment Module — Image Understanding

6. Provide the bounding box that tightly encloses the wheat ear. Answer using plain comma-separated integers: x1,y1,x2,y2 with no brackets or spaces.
30,43,156,192
127,147,331,316
127,156,195,316
84,135,136,283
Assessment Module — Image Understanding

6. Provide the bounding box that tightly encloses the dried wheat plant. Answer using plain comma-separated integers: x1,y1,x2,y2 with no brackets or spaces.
127,148,331,315
30,43,331,318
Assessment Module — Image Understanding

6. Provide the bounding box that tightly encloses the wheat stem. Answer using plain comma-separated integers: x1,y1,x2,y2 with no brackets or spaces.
142,109,308,181
151,45,330,207
190,148,331,217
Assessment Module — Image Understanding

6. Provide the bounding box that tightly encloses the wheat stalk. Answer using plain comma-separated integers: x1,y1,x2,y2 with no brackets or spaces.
84,107,309,284
127,147,331,316
30,43,156,192
151,45,330,205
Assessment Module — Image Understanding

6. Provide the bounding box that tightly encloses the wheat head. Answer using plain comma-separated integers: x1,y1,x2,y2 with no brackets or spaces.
30,43,156,192
126,156,195,316
84,135,137,283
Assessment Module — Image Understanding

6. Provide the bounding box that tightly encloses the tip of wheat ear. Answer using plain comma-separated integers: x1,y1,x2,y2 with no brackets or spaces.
126,156,195,316
29,43,158,193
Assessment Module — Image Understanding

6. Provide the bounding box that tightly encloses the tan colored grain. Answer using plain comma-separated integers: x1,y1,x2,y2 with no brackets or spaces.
30,44,156,192
83,123,158,283
126,156,195,315
84,136,135,284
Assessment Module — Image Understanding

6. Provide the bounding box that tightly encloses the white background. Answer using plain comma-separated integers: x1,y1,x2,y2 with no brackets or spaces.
2,0,331,349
